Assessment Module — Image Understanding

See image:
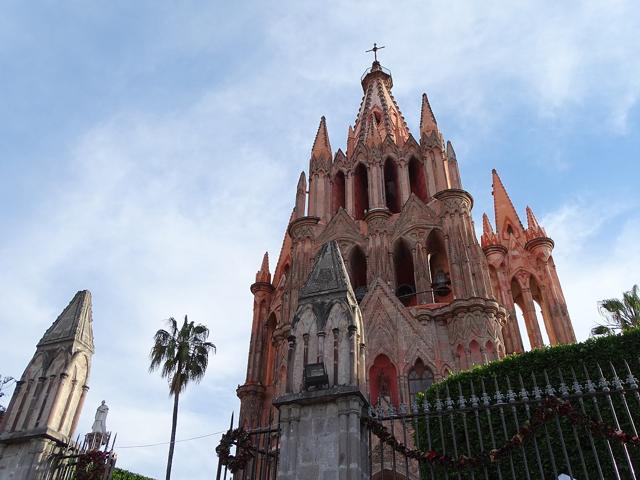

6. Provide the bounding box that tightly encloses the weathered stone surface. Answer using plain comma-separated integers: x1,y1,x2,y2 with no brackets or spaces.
0,291,94,480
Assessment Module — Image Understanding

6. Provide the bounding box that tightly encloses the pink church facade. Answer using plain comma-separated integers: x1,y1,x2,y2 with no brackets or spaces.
237,60,575,427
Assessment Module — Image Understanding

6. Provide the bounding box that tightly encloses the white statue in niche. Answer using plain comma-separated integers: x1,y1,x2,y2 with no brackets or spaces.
91,400,109,434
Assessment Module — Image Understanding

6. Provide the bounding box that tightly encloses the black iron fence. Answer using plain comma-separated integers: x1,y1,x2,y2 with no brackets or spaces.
368,360,640,480
39,432,117,480
216,412,280,480
219,360,640,479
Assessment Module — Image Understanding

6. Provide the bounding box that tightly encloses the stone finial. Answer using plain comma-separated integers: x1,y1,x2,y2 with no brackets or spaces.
255,252,271,283
420,93,438,136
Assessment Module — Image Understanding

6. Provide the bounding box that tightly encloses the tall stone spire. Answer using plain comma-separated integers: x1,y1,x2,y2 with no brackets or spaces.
420,93,438,136
0,291,95,479
352,61,410,149
491,169,524,235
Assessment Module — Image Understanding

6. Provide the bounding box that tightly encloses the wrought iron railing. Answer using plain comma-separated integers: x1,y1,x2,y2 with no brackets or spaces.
368,360,640,480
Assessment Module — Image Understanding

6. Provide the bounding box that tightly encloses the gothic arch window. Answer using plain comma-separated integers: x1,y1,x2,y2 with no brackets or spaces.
426,230,452,303
407,359,434,403
408,156,428,202
383,157,401,213
369,354,399,407
510,277,529,351
393,239,416,307
349,246,367,303
332,170,346,215
353,163,369,220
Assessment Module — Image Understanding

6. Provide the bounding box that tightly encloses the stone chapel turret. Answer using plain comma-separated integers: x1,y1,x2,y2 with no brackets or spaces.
237,59,575,429
0,290,94,479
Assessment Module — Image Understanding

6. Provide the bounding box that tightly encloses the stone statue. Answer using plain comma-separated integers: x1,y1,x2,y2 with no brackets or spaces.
91,400,109,434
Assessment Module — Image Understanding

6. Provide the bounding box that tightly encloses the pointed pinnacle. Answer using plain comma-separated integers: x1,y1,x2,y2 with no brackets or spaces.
260,251,269,274
446,140,456,161
420,93,438,136
526,206,540,229
482,213,494,235
311,116,332,160
297,171,307,192
492,169,524,232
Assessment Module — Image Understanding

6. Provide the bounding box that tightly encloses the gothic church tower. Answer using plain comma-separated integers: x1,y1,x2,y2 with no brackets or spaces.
0,290,94,479
237,60,575,427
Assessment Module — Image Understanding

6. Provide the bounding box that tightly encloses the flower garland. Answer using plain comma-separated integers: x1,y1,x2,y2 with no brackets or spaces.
75,450,110,480
365,395,640,472
216,428,254,473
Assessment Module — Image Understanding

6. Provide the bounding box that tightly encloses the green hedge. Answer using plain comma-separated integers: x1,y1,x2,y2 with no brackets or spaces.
414,329,640,479
111,468,155,480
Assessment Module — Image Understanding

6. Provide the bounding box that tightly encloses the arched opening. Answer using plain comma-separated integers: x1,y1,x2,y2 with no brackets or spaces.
353,163,369,220
408,156,428,202
469,340,482,366
456,344,466,371
369,354,399,407
349,246,368,303
383,158,401,213
485,340,496,362
407,358,434,403
511,278,530,352
426,230,452,303
488,265,500,300
394,240,416,307
530,276,552,346
331,171,346,215
263,313,277,385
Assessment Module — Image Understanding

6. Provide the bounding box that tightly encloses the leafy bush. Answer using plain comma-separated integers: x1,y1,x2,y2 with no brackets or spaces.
111,468,156,480
413,328,640,479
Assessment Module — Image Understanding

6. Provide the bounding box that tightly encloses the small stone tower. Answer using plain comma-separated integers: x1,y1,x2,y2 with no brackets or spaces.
274,241,368,479
481,170,575,352
0,290,94,479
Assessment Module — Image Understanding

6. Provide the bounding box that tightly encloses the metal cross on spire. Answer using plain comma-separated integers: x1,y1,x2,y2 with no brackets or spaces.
366,43,385,62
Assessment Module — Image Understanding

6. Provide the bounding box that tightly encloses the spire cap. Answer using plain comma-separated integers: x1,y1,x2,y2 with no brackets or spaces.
38,290,94,351
420,93,438,136
311,116,332,160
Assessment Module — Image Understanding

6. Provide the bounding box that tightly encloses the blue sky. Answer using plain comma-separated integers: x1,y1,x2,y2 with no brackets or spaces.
1,1,639,478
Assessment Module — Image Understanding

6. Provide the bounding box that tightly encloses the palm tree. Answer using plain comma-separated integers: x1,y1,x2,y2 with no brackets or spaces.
149,316,215,480
591,284,640,335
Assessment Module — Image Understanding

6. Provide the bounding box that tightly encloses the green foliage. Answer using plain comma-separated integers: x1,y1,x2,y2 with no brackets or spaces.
111,468,156,480
413,329,640,479
592,284,640,335
149,315,216,395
